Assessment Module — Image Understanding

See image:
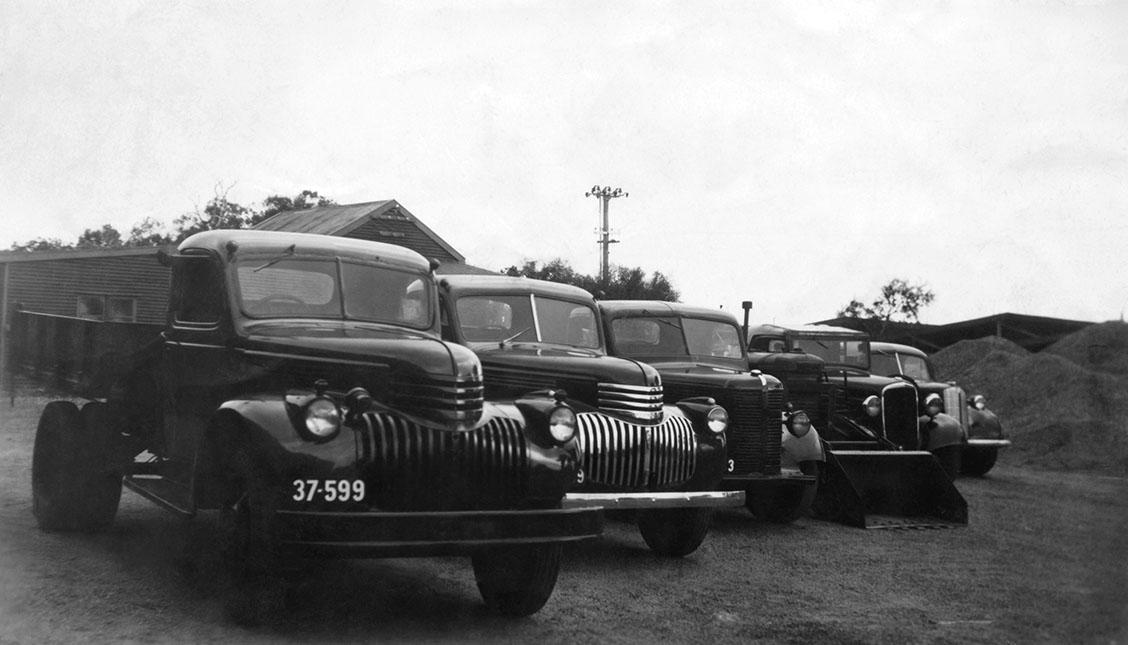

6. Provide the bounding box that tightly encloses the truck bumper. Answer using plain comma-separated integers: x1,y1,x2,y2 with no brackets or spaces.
722,471,817,492
275,507,603,558
561,490,745,510
966,438,1011,449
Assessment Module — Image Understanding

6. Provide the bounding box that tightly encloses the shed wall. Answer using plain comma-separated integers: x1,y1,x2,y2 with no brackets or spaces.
6,255,170,324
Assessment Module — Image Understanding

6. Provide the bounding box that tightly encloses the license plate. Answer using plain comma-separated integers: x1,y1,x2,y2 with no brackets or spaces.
291,479,366,503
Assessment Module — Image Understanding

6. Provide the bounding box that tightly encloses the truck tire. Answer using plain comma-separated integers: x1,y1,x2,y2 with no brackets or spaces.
637,507,712,557
745,461,820,524
219,447,288,626
472,543,562,616
32,401,123,532
960,447,998,477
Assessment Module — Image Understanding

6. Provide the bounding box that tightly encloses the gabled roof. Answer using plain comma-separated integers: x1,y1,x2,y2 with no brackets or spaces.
814,313,1094,352
253,199,466,264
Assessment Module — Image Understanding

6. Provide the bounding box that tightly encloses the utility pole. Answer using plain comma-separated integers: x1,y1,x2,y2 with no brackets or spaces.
585,185,628,286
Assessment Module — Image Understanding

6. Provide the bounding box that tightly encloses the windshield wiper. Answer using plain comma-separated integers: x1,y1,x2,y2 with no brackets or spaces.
252,244,296,272
499,326,533,347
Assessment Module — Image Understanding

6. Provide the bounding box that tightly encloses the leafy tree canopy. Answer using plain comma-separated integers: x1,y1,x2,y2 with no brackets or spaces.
502,258,679,302
838,278,935,323
8,187,334,251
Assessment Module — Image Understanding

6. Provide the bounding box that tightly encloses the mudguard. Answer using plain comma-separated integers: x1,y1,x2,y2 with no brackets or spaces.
781,425,825,467
920,412,966,451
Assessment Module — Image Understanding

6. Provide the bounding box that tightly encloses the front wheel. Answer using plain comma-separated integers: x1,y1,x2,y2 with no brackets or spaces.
637,507,713,557
472,543,562,616
32,401,123,532
960,447,998,477
745,461,820,524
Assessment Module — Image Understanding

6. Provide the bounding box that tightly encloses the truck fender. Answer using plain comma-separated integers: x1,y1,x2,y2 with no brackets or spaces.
781,424,825,467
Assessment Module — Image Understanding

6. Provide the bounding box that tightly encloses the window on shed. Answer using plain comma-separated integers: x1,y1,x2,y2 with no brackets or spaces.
107,297,137,322
76,295,105,320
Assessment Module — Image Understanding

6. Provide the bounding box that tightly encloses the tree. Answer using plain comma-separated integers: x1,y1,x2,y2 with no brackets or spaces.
126,217,173,247
171,189,253,242
252,190,336,226
8,237,70,252
838,278,935,323
502,258,679,302
76,224,123,249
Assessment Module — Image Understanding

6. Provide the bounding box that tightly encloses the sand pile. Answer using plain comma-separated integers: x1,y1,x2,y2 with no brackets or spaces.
932,328,1128,475
1044,321,1128,378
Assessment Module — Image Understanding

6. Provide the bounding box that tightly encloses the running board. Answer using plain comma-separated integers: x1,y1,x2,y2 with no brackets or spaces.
123,475,195,518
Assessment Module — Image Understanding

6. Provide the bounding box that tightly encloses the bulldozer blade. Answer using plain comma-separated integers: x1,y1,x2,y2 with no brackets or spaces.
810,450,968,529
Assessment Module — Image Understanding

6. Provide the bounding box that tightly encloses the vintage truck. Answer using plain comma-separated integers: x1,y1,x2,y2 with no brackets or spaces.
595,300,823,524
742,313,967,529
437,275,742,556
13,230,603,622
869,341,1011,476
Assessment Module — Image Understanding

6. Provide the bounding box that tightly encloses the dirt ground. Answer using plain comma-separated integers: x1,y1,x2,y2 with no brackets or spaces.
1,395,1126,644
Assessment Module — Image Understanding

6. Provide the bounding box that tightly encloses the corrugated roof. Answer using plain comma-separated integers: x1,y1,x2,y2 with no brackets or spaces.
253,199,465,263
253,200,394,235
0,246,172,264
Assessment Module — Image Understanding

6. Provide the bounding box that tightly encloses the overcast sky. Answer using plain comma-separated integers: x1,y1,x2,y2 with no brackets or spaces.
1,1,1125,325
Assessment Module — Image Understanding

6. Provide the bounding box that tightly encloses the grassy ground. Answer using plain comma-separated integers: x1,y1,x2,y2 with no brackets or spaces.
1,394,1126,643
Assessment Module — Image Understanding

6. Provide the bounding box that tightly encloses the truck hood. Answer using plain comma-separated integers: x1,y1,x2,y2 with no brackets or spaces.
238,320,478,382
470,343,659,405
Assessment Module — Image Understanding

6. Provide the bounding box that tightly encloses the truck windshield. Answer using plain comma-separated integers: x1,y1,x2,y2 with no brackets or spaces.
792,336,870,370
456,294,600,348
871,352,932,380
235,258,432,329
611,316,742,358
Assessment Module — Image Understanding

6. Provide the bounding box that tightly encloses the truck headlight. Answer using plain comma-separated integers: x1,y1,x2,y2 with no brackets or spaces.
304,397,342,441
707,406,728,434
972,394,987,410
786,411,812,438
548,406,577,443
863,395,881,417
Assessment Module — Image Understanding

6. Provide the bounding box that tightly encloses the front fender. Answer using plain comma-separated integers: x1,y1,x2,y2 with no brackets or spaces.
921,413,966,451
968,407,1004,440
781,425,825,467
673,400,727,491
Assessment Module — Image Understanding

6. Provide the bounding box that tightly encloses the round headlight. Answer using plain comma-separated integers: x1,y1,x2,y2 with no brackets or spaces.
972,395,987,410
787,411,812,438
863,395,881,417
305,397,342,440
548,406,577,443
707,406,728,434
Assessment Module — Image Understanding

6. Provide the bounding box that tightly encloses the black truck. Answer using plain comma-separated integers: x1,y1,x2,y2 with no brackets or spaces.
12,230,602,622
596,300,824,523
743,314,967,529
437,274,741,557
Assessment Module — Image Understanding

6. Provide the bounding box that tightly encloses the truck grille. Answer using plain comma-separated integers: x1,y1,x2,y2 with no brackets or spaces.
881,383,920,450
943,385,969,431
728,388,783,476
390,376,484,427
576,412,696,489
596,382,664,422
356,412,526,510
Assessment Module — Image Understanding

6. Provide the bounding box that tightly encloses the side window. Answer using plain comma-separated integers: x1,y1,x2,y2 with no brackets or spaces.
172,256,224,325
749,335,785,352
76,295,105,320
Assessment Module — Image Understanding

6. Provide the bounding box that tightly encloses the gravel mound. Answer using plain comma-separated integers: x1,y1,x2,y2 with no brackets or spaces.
932,332,1128,475
1043,320,1128,377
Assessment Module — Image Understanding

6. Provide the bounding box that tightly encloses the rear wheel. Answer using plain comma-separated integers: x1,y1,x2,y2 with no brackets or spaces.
745,461,820,524
637,507,712,557
472,544,562,616
960,447,998,477
32,401,123,532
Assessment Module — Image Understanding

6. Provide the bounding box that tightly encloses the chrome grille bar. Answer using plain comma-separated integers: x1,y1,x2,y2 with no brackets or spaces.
597,382,664,422
576,411,697,490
